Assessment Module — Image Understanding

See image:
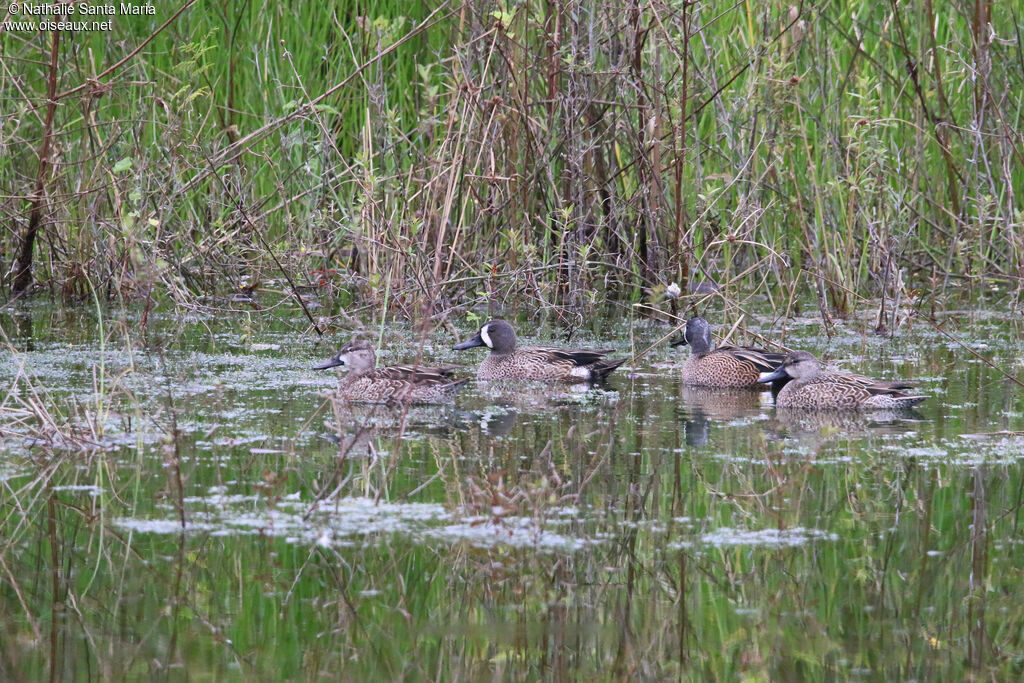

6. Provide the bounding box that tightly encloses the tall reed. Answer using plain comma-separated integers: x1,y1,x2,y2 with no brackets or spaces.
2,0,1021,318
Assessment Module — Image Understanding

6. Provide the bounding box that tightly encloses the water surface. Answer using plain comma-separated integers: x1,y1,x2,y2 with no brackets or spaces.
2,303,1023,679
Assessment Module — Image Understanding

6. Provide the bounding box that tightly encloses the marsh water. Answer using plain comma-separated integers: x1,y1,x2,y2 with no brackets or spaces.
2,302,1024,679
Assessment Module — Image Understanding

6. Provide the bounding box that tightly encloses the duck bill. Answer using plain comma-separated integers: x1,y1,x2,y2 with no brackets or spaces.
757,367,788,384
453,333,485,351
669,336,689,348
312,357,343,370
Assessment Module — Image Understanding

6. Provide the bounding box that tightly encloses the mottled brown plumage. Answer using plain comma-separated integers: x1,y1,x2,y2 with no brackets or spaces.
671,317,786,389
453,319,626,382
314,340,467,404
758,351,927,410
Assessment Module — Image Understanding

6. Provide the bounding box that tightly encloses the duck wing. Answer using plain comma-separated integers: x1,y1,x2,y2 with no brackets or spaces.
834,371,915,392
375,365,461,385
527,345,615,367
817,371,918,397
718,345,786,373
863,378,921,396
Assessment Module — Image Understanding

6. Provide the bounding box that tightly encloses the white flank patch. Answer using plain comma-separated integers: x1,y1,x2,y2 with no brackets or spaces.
480,324,493,348
571,366,590,379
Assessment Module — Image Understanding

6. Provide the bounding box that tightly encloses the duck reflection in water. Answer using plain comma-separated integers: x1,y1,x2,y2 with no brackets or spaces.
677,386,772,447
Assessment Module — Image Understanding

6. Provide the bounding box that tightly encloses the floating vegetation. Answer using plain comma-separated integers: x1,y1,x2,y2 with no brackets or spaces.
1,311,1024,679
669,527,839,550
113,494,599,552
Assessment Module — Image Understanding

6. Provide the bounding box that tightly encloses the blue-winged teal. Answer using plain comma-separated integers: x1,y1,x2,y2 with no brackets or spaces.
671,317,787,390
452,319,626,382
314,340,468,404
757,350,927,409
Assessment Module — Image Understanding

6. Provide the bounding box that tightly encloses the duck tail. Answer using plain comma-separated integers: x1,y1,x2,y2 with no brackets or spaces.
590,357,627,380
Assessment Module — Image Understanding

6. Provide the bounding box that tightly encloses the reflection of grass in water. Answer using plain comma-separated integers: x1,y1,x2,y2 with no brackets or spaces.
2,313,1024,677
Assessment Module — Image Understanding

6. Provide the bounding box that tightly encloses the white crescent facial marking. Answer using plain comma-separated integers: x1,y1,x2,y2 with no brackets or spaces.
480,324,493,349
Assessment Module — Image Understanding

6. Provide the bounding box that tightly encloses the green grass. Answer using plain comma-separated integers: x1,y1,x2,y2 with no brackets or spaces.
3,0,1022,318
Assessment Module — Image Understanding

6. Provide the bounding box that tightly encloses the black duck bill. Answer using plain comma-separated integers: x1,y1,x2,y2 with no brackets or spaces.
757,365,789,384
312,355,345,370
452,332,487,351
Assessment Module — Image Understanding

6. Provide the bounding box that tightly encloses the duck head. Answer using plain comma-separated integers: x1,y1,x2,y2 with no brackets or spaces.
453,319,517,354
313,339,377,374
669,316,713,354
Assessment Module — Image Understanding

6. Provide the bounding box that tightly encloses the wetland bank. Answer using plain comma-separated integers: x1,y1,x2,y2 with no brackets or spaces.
5,0,1024,679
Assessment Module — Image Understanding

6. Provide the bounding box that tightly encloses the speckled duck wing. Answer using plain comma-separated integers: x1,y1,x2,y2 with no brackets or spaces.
837,372,916,392
858,376,927,403
527,345,615,366
815,371,916,396
375,365,461,384
530,346,625,380
718,345,786,373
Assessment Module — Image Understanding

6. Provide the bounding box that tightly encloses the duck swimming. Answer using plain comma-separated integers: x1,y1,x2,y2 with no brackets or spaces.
671,316,787,389
314,340,468,404
453,319,626,382
757,350,927,409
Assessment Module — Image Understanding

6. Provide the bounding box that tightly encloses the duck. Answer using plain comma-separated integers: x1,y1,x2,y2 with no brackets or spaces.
671,316,787,389
452,319,626,382
757,350,927,409
313,340,467,404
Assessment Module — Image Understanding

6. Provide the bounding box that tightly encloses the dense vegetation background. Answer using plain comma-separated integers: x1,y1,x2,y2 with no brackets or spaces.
4,5,1024,679
3,0,1021,320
